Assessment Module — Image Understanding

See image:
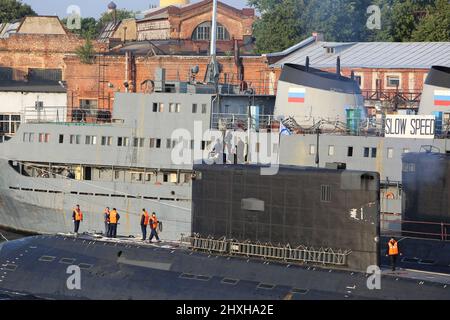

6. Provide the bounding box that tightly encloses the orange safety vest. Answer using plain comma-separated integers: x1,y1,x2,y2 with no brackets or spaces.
142,211,150,226
109,210,118,224
74,209,83,221
150,216,158,229
388,241,399,255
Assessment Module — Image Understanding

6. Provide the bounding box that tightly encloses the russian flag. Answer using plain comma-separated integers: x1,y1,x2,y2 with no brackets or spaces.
434,90,450,106
288,87,305,103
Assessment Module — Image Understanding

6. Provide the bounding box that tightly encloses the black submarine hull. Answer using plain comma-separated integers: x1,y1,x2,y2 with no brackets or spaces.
1,234,449,300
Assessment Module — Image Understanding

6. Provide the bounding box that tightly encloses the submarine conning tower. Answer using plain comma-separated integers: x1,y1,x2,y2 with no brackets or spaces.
418,66,450,115
274,62,364,127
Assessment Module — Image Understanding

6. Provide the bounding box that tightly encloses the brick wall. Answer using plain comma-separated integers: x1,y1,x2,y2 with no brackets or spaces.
0,34,107,81
64,54,270,110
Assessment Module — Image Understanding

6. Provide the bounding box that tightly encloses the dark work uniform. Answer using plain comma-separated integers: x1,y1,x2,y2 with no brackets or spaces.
140,212,149,240
149,216,160,242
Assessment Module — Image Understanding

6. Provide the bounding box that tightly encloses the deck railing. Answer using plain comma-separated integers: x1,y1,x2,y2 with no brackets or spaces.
180,235,351,266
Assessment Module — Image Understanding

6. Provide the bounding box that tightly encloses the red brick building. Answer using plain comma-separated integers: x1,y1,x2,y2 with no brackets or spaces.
137,0,255,47
0,16,106,82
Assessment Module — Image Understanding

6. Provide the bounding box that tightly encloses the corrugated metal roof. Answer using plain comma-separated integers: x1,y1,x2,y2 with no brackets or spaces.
272,41,450,69
98,21,121,42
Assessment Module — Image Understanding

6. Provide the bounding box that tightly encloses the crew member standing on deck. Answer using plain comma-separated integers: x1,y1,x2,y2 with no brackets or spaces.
149,212,160,242
386,237,401,271
103,207,110,236
107,208,120,238
140,209,149,240
72,204,83,236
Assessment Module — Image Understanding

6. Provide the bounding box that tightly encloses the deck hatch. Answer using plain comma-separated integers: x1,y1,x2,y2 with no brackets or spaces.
257,283,275,290
292,288,309,294
3,264,17,271
221,278,239,285
38,255,56,262
59,258,76,264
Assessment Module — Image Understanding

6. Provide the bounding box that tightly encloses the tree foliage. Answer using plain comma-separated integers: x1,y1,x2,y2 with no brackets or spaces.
75,36,96,64
0,0,35,23
249,0,450,53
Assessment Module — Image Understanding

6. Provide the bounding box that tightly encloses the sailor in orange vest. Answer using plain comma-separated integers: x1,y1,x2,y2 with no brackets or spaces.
386,237,401,271
107,208,120,238
103,207,110,236
140,209,150,241
72,204,83,235
149,212,160,242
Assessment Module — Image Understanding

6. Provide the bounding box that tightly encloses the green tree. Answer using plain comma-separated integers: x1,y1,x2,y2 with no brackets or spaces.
411,0,450,41
98,9,134,28
76,36,96,64
249,0,375,53
0,0,35,23
251,0,306,53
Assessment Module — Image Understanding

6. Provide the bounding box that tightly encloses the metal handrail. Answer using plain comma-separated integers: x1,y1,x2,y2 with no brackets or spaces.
181,235,351,266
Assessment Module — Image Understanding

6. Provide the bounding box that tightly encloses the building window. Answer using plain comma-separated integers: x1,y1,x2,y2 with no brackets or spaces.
192,104,197,113
114,170,120,180
326,47,335,54
201,104,207,114
29,133,34,142
355,76,362,87
156,138,161,148
166,139,172,149
386,75,400,88
328,145,335,156
192,22,230,41
59,134,64,144
387,147,394,159
347,146,353,157
371,147,377,158
152,103,158,112
118,137,129,147
70,135,80,144
101,136,112,146
364,147,370,158
163,173,168,182
159,103,164,112
149,138,155,148
169,103,176,113
79,99,98,110
0,114,20,135
85,135,97,145
309,144,315,155
321,185,331,202
133,138,144,147
38,133,50,143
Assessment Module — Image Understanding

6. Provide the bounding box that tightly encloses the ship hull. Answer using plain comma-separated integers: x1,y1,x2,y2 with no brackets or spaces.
0,159,192,240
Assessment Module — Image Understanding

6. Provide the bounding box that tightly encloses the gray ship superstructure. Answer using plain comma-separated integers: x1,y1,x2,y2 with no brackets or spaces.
0,62,448,239
0,83,266,239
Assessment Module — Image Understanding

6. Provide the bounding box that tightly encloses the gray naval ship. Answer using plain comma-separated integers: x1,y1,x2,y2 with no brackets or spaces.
0,50,450,299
